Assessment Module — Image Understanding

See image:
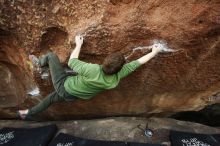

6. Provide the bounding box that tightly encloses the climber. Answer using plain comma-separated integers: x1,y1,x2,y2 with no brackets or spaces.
17,35,162,120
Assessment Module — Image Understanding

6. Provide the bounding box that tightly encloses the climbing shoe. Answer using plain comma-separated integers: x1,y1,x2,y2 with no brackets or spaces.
16,109,30,120
16,110,38,121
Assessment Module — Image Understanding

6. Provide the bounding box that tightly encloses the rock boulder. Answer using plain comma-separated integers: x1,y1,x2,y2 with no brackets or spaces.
0,0,220,120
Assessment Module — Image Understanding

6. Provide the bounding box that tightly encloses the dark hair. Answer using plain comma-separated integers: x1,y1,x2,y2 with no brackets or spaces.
102,52,125,75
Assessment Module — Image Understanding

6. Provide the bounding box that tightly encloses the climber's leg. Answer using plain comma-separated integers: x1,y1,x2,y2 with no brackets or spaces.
28,91,64,116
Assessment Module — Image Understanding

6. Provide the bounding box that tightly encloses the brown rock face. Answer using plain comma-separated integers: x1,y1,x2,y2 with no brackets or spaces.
0,0,220,120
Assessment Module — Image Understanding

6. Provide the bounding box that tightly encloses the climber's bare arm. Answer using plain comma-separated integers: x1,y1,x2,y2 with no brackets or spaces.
69,35,84,60
137,45,161,65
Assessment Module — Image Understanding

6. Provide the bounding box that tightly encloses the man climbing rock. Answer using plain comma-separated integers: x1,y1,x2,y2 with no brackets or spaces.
18,35,162,119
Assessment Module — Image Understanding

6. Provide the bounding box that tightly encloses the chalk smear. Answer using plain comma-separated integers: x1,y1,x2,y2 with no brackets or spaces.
27,87,40,96
125,40,179,59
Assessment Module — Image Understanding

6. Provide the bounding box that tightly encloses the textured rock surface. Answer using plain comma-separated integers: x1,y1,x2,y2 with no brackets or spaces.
0,0,220,119
0,117,219,145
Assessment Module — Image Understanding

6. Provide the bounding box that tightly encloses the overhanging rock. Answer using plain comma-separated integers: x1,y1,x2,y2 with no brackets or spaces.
0,0,220,119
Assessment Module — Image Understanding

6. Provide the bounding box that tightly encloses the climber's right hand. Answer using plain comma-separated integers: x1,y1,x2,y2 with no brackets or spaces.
75,35,84,47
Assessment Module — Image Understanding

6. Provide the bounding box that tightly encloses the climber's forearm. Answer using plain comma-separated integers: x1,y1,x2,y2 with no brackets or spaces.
69,35,84,60
69,45,82,60
137,51,157,65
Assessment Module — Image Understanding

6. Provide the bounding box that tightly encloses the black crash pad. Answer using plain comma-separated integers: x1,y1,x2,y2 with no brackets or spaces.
170,131,220,146
49,133,164,146
212,134,220,143
0,124,57,146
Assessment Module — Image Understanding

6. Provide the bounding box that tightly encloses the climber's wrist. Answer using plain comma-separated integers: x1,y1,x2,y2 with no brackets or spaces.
151,51,158,56
76,44,82,48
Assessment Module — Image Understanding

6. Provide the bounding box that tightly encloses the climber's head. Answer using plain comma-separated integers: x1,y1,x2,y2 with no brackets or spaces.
102,52,125,75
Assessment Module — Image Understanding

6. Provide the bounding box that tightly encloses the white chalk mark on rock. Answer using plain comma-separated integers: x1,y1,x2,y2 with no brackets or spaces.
125,40,179,59
27,87,40,96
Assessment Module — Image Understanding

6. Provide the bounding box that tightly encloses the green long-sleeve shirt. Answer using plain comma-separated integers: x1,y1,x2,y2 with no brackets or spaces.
64,58,141,99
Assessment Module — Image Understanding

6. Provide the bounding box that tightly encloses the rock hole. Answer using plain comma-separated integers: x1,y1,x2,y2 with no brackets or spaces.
40,27,68,51
198,19,203,24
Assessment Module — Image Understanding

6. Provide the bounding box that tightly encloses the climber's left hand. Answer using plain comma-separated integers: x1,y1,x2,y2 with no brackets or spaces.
75,35,84,47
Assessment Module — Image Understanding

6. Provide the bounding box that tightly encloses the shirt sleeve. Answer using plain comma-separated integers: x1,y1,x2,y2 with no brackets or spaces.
68,58,95,76
117,60,141,79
